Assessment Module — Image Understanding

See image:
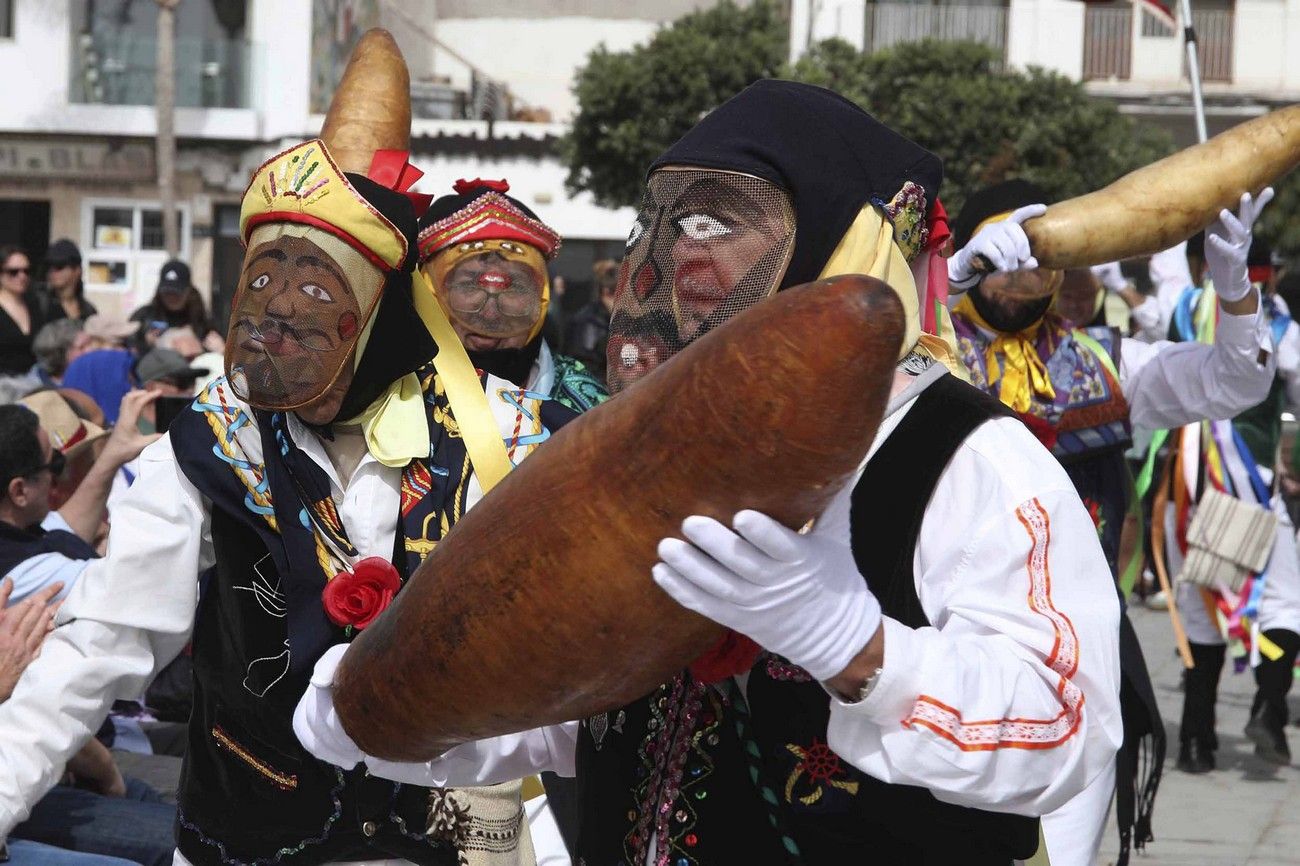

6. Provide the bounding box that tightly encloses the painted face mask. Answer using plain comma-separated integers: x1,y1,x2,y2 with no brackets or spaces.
225,139,415,419
226,224,383,412
425,239,549,351
606,168,795,394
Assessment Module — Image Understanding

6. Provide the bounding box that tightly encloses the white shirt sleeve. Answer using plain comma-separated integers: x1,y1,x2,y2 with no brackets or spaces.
1119,304,1275,433
364,723,580,788
825,418,1123,816
0,435,210,837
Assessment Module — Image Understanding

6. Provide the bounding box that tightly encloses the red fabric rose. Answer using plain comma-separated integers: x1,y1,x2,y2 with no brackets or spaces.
322,557,401,631
689,629,762,685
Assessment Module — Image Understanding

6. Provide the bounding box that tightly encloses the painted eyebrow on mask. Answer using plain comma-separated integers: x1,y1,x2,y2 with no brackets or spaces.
294,254,347,289
246,248,288,270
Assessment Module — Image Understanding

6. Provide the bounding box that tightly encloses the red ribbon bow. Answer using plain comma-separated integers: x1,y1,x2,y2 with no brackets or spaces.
453,177,510,195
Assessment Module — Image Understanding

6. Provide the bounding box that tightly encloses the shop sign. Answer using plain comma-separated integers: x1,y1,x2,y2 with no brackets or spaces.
0,139,155,181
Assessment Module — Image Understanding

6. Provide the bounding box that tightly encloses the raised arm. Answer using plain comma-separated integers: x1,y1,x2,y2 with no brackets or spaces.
0,436,209,838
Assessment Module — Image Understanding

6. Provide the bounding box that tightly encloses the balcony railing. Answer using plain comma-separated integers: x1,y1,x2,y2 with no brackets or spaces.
864,3,1009,58
1083,5,1133,81
69,34,252,109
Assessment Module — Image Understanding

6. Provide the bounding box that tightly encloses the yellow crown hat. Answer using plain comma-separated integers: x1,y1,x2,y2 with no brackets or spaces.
238,29,415,270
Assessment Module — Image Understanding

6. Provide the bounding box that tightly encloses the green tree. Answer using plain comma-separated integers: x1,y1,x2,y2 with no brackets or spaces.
1256,168,1300,261
564,14,1177,220
788,38,1174,219
562,0,787,209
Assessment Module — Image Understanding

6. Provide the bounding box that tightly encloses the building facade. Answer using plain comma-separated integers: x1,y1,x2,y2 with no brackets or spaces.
789,0,1300,146
0,0,720,327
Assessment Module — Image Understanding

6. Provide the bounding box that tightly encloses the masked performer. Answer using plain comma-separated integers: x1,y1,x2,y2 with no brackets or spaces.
296,80,1122,866
416,178,606,412
1148,232,1300,773
945,179,1274,865
416,176,606,856
0,30,575,866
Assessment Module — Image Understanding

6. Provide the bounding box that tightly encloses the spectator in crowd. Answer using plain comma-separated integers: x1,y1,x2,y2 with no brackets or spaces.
17,391,108,515
125,350,207,443
30,320,83,387
129,260,223,353
36,241,95,324
0,392,158,605
73,315,138,358
59,317,139,425
0,580,174,866
0,247,44,377
563,258,618,380
157,327,222,393
0,376,37,406
543,274,567,352
155,327,201,361
135,348,207,399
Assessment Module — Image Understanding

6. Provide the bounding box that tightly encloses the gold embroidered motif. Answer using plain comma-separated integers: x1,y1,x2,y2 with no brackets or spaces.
212,725,299,791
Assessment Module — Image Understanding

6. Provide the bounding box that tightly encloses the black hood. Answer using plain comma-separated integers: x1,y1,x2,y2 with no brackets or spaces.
334,171,437,423
951,179,1050,251
649,79,943,289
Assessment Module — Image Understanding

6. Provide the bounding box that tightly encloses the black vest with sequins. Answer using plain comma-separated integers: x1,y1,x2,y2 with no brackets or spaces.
169,405,460,866
572,374,1040,866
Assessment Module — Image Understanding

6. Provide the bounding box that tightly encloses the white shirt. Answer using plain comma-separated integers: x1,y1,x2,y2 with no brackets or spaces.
348,367,1124,825
1118,302,1274,433
0,373,548,839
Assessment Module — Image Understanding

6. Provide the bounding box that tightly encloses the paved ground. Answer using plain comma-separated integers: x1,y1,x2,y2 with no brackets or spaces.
1096,606,1300,866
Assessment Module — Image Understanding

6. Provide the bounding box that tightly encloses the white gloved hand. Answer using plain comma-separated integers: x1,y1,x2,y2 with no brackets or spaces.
948,203,1047,290
1091,261,1128,293
293,643,365,769
1206,187,1274,303
653,510,882,682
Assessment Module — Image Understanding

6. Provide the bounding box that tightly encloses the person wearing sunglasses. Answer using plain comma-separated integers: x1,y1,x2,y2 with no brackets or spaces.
0,246,45,377
0,392,160,608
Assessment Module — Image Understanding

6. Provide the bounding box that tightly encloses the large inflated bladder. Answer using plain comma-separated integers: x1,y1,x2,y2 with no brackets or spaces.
334,275,906,760
1026,104,1300,269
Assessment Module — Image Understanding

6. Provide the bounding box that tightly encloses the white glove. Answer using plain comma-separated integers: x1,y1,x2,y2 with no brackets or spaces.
948,203,1047,290
293,643,365,770
1091,261,1128,293
653,510,882,682
1205,188,1274,303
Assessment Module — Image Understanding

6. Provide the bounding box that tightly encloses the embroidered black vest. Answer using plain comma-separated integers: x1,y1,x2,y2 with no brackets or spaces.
167,381,470,866
573,374,1039,866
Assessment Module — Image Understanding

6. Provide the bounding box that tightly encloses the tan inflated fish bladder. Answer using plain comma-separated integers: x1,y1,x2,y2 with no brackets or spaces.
1025,104,1300,270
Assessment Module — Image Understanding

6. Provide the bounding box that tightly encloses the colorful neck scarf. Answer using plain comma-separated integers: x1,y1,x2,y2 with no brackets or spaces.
952,294,1057,414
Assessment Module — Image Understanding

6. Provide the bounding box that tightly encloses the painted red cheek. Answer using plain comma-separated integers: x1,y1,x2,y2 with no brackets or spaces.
338,311,358,342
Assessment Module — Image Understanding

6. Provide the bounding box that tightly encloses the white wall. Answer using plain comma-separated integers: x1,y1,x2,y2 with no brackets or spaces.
788,0,866,62
410,151,635,241
1235,0,1300,92
0,0,76,131
431,16,660,121
1006,0,1085,79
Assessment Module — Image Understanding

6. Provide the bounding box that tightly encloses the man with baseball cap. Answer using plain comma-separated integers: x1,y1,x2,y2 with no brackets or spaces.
129,259,220,351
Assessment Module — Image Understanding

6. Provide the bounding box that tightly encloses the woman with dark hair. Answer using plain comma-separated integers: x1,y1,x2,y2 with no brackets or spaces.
0,245,46,375
128,259,224,352
38,239,97,325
